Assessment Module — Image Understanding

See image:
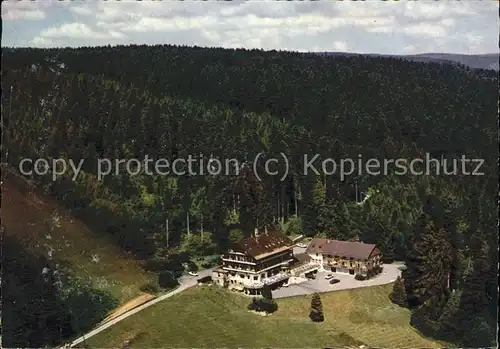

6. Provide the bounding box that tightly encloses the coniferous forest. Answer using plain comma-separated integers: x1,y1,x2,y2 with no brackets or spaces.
1,45,498,348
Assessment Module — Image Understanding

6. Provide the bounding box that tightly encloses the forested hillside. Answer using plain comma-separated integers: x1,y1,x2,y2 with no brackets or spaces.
316,52,500,71
1,45,498,347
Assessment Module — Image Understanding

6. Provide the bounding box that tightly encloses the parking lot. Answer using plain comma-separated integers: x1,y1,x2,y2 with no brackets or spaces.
272,262,403,299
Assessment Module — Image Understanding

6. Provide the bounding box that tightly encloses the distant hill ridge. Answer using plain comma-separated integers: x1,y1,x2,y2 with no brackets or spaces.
314,52,499,71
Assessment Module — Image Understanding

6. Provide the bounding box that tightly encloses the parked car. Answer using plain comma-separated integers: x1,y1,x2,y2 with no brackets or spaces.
296,243,307,248
188,271,198,276
325,274,333,280
329,278,340,285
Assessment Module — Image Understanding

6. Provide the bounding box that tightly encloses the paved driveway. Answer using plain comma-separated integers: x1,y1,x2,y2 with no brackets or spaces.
273,263,402,299
66,268,216,348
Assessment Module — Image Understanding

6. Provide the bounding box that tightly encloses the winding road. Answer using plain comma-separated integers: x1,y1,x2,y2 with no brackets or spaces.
65,268,215,348
65,256,403,348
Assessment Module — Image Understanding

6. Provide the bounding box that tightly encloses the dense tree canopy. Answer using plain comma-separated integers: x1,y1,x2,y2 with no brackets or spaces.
1,44,497,347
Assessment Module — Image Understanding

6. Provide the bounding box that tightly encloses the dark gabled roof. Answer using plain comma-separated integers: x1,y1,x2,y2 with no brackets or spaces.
305,238,380,260
231,230,293,260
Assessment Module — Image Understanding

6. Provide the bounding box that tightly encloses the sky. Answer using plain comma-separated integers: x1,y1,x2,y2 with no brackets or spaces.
2,1,498,55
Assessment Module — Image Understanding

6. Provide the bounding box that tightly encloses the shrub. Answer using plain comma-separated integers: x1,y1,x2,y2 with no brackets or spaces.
389,276,407,307
355,274,366,281
261,285,273,300
186,260,198,272
247,297,278,314
139,282,160,294
171,267,184,278
309,293,324,322
197,276,212,284
248,297,258,311
372,265,383,275
261,298,278,313
158,271,179,289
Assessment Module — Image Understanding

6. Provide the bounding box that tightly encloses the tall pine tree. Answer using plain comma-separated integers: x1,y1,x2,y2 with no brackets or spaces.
309,293,324,322
403,196,454,309
302,176,326,235
389,276,407,307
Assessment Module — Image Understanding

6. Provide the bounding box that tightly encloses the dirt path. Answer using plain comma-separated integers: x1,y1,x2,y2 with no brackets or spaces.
100,293,155,325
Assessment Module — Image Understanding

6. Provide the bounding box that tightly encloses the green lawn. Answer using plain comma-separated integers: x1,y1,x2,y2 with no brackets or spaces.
2,174,155,303
87,284,447,348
